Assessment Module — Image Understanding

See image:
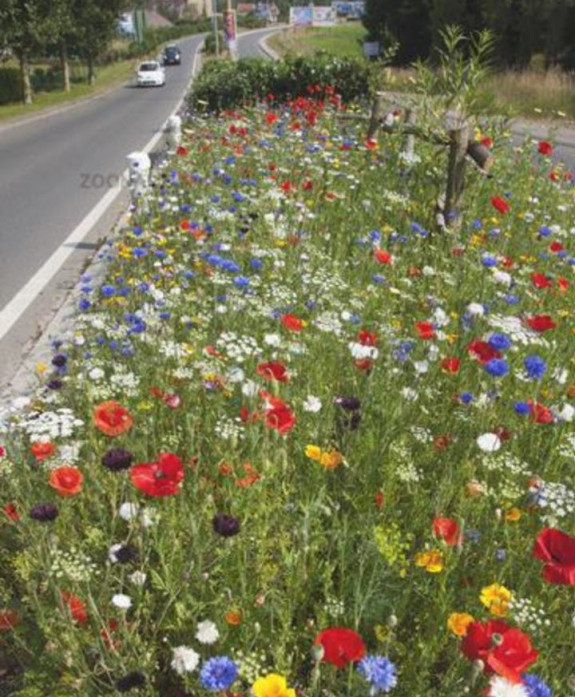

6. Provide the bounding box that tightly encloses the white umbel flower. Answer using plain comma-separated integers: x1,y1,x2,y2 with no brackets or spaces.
171,646,200,675
111,593,132,609
487,676,528,697
476,433,502,453
195,619,219,644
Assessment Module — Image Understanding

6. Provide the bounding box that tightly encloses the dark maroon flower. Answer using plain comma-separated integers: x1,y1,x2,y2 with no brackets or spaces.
212,513,240,537
334,396,361,411
47,379,63,390
51,354,68,368
29,503,59,522
102,448,134,472
115,671,146,692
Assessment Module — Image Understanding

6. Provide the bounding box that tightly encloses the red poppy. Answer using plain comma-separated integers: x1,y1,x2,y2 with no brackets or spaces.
374,249,393,264
528,401,554,424
441,357,460,374
281,313,304,332
30,441,55,461
491,196,510,215
358,330,377,346
130,452,184,497
374,491,384,509
467,340,501,364
60,591,88,624
176,145,189,156
415,322,436,340
531,273,553,289
264,403,296,435
549,241,564,253
265,112,278,125
461,619,538,684
537,141,553,156
558,277,569,291
481,136,493,149
525,315,556,332
49,467,83,497
0,609,19,631
433,517,461,546
93,401,133,437
150,387,181,409
256,362,289,383
314,627,366,668
235,463,261,488
533,528,575,584
354,358,373,373
3,503,19,521
302,179,314,191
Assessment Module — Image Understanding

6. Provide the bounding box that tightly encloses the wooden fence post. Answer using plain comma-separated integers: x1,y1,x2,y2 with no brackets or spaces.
444,122,470,228
401,108,416,159
366,92,385,141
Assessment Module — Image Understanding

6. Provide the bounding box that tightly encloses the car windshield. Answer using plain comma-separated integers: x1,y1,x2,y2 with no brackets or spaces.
139,63,159,71
165,46,179,54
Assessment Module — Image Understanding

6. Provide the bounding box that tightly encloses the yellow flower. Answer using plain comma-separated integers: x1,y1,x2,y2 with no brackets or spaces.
447,612,475,637
304,445,322,461
253,673,296,697
505,507,522,522
414,549,444,573
35,361,48,376
319,450,343,469
480,583,512,616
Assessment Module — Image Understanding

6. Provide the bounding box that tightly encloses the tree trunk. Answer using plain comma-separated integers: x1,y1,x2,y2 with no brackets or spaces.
87,54,95,86
60,42,71,92
19,52,33,105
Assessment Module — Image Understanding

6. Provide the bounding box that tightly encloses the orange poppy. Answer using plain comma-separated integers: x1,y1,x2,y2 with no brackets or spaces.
93,401,133,437
30,441,56,461
49,467,83,497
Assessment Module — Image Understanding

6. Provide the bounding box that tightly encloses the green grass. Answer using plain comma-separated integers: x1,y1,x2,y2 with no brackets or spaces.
268,22,365,59
0,59,139,123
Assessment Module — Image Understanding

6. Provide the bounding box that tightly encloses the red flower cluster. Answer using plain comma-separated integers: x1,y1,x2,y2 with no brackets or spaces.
130,453,184,497
533,528,575,584
461,619,538,683
314,627,366,668
491,196,510,215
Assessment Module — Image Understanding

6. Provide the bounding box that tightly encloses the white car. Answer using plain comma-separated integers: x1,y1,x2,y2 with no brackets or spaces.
136,61,166,87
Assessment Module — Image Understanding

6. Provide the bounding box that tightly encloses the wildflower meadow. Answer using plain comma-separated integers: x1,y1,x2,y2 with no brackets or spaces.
0,75,574,697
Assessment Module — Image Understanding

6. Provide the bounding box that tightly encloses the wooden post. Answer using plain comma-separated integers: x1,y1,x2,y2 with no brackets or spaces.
401,108,416,159
366,92,385,141
444,122,470,229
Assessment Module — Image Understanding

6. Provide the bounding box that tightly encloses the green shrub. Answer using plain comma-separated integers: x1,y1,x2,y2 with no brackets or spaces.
0,66,22,104
189,54,376,112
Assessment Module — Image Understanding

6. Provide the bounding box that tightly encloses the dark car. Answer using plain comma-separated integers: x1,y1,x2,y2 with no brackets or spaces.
162,45,182,66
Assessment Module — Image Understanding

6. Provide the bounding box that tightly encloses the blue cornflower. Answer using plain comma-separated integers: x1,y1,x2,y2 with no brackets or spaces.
472,218,482,229
488,333,512,351
465,529,481,542
372,274,386,284
523,673,553,697
199,657,238,691
250,258,263,270
514,401,531,415
357,655,397,695
481,253,498,267
132,225,143,236
495,548,506,561
369,229,381,242
524,354,546,379
133,247,147,258
484,358,509,377
78,299,91,311
233,276,250,289
459,392,474,404
100,284,116,297
538,225,552,237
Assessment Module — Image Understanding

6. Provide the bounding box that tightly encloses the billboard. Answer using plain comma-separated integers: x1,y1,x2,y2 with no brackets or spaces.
331,1,365,19
313,7,336,26
289,6,313,26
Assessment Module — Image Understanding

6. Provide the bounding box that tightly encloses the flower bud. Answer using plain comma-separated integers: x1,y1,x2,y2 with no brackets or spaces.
311,644,324,662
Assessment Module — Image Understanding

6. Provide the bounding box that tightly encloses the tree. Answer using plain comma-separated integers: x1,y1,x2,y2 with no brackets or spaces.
363,0,432,65
0,0,49,104
71,0,128,86
42,0,77,91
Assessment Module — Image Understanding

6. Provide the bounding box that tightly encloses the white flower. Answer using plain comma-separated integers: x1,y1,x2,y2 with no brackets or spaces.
348,342,379,360
111,593,132,609
554,404,575,422
467,302,485,316
492,270,512,286
89,367,105,381
413,360,429,374
241,380,259,397
129,571,147,586
226,367,245,383
477,433,502,453
170,646,200,675
108,544,123,563
302,395,322,413
118,502,139,521
264,333,282,346
487,676,528,697
195,619,219,644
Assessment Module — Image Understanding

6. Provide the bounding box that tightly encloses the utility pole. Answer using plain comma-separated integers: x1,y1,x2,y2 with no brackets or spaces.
213,0,219,56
